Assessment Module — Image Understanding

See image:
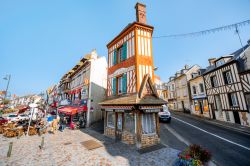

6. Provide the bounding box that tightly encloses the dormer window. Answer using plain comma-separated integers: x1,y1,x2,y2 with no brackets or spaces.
216,59,225,67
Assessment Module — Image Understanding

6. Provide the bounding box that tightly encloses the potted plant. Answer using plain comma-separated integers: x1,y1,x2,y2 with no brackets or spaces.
173,144,212,166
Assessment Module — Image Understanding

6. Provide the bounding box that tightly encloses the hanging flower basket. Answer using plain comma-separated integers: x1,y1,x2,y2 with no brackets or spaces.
173,144,212,166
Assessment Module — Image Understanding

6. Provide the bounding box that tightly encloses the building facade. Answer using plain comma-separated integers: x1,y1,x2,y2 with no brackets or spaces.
203,41,250,126
100,3,166,149
175,65,200,112
189,69,210,118
167,76,177,110
59,50,107,126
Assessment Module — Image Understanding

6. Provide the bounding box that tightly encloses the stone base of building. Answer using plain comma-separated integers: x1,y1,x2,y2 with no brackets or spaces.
122,131,136,145
104,127,115,138
141,134,160,148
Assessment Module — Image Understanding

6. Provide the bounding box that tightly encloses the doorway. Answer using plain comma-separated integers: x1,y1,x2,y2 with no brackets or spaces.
215,95,222,117
199,100,203,114
115,113,123,141
181,101,185,111
233,111,241,124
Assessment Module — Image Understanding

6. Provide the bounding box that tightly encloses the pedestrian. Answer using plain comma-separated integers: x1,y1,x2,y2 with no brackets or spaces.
61,117,67,132
51,118,58,134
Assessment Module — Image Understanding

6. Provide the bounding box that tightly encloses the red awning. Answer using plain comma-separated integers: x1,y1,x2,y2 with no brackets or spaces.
58,105,86,115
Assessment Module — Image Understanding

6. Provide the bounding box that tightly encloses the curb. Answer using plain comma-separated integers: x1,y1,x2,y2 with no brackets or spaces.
171,111,250,135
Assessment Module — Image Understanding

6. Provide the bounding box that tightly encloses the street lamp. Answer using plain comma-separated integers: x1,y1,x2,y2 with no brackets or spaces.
3,74,11,100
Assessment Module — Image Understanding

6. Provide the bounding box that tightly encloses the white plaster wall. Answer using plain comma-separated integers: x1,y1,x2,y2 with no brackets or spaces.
89,56,107,124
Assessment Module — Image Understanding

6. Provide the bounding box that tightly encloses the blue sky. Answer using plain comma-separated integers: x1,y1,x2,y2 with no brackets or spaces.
0,0,250,96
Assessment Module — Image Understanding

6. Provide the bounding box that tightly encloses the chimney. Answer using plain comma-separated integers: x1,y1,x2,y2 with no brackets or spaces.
135,2,146,24
208,58,216,66
184,64,189,70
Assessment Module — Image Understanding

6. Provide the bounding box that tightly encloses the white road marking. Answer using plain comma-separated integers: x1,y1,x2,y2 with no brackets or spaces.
163,124,190,146
173,116,250,151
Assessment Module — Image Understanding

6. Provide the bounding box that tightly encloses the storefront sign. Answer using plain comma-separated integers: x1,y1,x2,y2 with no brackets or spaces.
106,109,114,112
142,109,160,113
81,86,88,98
115,109,124,113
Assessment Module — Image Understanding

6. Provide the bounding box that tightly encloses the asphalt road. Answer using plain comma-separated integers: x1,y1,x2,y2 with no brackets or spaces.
160,112,250,166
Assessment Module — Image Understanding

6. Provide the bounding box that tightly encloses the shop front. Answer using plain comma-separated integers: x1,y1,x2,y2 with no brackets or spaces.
100,75,167,149
58,105,87,129
192,96,210,118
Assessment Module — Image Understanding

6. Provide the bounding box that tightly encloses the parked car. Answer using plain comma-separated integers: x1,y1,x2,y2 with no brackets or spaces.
0,117,8,125
18,114,30,121
6,114,20,122
158,105,171,122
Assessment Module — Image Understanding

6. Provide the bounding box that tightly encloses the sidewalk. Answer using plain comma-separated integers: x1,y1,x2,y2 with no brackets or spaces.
172,111,250,135
0,127,179,166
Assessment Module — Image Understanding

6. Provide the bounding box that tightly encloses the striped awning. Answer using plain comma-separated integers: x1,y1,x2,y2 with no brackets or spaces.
139,105,163,110
101,105,134,110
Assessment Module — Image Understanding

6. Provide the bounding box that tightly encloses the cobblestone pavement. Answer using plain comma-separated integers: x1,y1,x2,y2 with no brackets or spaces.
0,129,179,166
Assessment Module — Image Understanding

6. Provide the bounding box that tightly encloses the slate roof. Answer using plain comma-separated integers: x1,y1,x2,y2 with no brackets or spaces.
203,43,250,75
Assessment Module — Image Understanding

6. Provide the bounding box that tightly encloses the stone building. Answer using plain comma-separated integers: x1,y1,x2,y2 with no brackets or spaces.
167,76,177,110
100,3,166,149
174,65,201,112
189,69,210,118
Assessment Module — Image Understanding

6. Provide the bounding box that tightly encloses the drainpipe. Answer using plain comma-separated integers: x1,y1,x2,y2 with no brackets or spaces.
87,61,92,127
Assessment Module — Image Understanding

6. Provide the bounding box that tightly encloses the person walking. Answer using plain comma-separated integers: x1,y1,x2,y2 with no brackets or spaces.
60,117,67,132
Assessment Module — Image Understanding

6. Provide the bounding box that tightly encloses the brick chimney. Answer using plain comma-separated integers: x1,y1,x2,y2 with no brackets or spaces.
208,58,216,66
135,2,146,24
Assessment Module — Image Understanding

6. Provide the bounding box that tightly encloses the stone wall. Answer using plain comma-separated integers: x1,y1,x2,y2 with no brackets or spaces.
104,127,115,138
141,134,160,148
122,131,135,144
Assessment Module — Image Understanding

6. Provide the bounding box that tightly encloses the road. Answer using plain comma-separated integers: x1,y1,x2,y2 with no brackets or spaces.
160,112,250,166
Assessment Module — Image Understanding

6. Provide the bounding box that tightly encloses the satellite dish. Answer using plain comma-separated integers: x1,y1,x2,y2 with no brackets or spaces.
29,103,38,108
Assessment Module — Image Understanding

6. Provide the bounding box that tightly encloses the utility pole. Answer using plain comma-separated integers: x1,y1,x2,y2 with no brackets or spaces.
3,74,11,101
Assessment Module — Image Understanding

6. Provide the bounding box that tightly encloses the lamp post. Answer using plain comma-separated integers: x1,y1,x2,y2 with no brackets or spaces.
3,74,11,100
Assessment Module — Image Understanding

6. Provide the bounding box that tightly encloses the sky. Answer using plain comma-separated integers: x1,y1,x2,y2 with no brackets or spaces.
0,0,250,96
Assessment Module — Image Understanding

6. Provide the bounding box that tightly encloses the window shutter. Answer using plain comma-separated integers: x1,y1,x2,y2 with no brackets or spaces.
122,73,127,93
113,50,117,66
122,42,127,61
112,77,116,95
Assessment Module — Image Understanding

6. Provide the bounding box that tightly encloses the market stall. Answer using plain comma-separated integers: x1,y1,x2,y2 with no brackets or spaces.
57,105,87,129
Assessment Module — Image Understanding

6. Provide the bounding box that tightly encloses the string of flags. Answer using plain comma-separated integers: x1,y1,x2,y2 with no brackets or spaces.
153,19,250,39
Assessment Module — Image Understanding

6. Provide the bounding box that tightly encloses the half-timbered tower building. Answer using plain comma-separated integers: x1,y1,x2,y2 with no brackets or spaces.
203,41,250,126
100,3,166,149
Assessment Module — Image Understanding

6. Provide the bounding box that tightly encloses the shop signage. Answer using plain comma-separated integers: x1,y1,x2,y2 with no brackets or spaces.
142,109,160,113
83,78,89,85
115,109,124,113
81,86,88,98
106,109,114,112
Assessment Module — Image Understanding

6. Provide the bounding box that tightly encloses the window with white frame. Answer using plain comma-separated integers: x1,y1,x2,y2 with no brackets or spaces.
210,76,218,87
141,114,156,134
199,83,204,93
228,93,238,107
223,71,233,85
107,112,115,128
192,86,197,95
